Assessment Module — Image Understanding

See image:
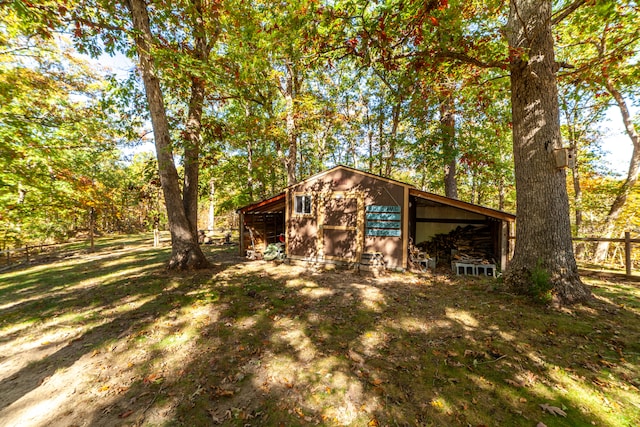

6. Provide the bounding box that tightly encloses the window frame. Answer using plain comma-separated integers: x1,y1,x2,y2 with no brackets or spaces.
294,194,313,216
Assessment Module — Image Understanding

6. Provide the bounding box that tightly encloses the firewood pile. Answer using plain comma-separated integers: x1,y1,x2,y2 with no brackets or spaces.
417,224,494,266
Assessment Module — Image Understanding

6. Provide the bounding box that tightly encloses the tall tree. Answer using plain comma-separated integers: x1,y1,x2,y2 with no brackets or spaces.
555,2,640,262
181,0,217,239
440,93,458,199
557,82,608,256
503,0,591,304
0,10,129,246
126,0,209,269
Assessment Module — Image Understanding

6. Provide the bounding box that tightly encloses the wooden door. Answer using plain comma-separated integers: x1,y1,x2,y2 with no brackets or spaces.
317,192,364,262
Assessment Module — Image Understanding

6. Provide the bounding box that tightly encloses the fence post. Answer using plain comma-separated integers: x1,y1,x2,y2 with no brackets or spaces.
625,232,632,278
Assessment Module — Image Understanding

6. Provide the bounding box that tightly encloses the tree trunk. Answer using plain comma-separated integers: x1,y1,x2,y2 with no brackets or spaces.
504,0,590,305
570,141,586,258
378,108,384,175
593,78,640,263
183,78,204,238
498,177,505,211
283,61,299,185
182,0,212,238
208,179,215,231
440,97,458,199
89,207,95,252
384,99,402,177
247,138,254,200
126,0,209,270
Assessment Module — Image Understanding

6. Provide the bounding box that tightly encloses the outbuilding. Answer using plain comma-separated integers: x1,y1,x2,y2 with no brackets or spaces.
238,165,515,272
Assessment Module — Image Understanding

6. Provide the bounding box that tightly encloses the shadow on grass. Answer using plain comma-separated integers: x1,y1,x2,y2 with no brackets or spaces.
0,246,169,328
1,239,639,426
94,265,640,426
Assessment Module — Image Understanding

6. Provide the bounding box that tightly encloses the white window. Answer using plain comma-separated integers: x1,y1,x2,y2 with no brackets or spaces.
294,195,312,215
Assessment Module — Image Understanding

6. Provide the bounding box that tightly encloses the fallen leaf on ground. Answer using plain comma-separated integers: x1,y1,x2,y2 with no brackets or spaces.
119,409,133,418
505,379,523,387
212,386,235,397
539,403,567,417
143,373,163,384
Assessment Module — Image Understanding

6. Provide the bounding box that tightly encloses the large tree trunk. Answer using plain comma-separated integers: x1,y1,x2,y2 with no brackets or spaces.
127,0,209,270
504,0,590,305
593,79,640,263
183,78,205,238
183,0,214,238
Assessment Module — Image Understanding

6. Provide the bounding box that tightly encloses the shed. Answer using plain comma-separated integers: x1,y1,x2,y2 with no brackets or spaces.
238,165,515,272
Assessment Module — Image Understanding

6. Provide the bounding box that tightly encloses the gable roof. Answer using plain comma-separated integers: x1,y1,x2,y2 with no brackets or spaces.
288,164,413,190
238,165,516,221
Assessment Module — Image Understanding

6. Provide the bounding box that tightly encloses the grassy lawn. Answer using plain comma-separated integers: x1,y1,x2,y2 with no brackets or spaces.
0,234,639,426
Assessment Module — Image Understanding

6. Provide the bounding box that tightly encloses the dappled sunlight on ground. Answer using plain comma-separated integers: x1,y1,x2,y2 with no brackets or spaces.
445,308,480,329
0,238,639,426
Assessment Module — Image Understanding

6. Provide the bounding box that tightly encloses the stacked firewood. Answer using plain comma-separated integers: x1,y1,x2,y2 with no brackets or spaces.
417,225,493,265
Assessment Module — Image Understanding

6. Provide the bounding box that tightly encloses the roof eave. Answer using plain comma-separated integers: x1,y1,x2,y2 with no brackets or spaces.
409,188,516,221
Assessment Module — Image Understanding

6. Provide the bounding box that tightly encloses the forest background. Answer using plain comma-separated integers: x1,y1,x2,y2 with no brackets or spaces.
1,0,639,270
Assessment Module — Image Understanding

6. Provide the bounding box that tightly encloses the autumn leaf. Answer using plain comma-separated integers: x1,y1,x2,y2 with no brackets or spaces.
143,373,164,384
212,386,235,397
539,403,567,417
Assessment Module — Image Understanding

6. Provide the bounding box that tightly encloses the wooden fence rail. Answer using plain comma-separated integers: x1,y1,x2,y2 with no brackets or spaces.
1,242,68,264
573,232,637,278
3,232,638,278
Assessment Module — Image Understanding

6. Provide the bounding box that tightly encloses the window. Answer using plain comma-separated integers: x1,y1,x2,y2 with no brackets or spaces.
294,195,312,215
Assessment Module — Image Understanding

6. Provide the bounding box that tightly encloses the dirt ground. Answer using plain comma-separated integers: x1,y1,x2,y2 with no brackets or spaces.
0,238,639,426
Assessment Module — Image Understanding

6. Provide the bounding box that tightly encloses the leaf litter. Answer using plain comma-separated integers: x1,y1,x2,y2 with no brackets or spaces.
0,237,638,426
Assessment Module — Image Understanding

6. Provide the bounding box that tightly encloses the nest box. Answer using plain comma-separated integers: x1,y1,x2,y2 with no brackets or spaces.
554,148,575,169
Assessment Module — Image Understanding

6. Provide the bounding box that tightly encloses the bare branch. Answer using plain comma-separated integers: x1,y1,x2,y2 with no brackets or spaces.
391,50,506,69
432,51,506,69
552,0,587,26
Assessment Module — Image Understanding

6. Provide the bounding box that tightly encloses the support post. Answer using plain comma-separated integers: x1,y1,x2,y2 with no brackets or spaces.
625,231,631,278
89,207,95,252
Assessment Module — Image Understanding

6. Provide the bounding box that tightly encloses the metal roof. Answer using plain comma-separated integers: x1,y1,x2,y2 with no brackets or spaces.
237,192,286,214
409,188,516,222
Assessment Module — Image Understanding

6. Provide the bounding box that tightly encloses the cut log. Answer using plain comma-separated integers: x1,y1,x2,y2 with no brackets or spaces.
417,225,494,266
